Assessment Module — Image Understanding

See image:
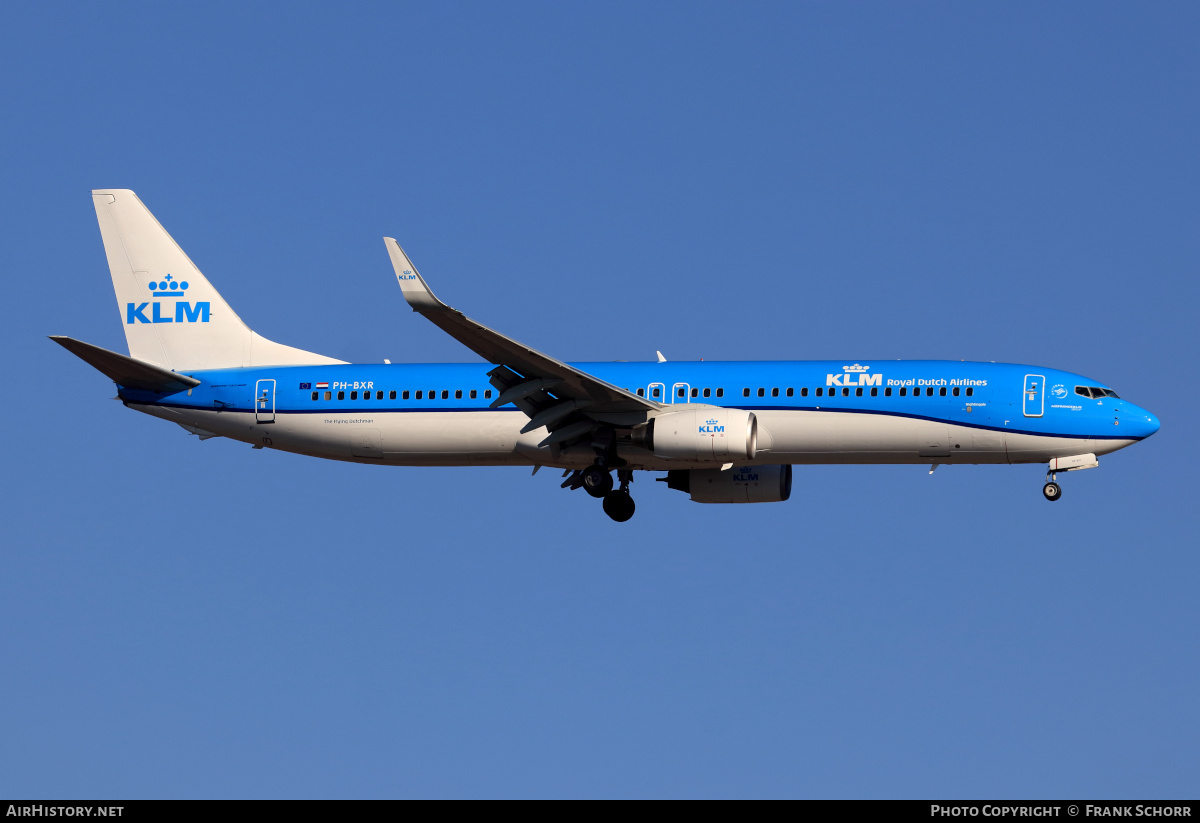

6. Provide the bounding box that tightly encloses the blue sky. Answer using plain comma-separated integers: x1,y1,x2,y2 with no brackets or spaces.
1,2,1196,798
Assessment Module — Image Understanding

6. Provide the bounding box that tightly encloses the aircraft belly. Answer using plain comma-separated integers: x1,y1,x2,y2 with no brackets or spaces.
753,411,1013,465
379,411,524,464
1003,431,1112,463
134,405,1121,470
758,411,921,457
134,404,256,443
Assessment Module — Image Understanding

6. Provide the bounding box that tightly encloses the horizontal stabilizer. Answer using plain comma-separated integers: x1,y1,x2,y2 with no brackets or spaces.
50,335,200,393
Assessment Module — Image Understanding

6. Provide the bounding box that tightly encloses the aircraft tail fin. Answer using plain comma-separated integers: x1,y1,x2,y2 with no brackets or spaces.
91,189,343,371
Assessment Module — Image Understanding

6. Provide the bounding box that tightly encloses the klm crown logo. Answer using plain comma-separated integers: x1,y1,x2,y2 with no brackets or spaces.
148,273,190,296
828,362,881,387
126,273,210,325
699,417,725,434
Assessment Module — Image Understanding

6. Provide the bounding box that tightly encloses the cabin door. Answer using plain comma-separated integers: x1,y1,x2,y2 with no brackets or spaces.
255,379,276,424
1022,374,1045,418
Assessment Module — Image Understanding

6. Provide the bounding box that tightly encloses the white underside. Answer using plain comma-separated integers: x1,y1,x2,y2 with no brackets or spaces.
134,405,1135,469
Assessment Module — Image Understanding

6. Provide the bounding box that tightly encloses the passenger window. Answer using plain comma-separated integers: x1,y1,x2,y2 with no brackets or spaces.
801,388,808,397
389,390,396,400
441,390,449,400
771,388,779,397
402,390,409,400
786,388,793,397
337,391,345,400
324,391,332,401
899,387,906,397
311,391,318,401
716,388,724,398
870,387,878,397
966,387,974,397
364,392,371,402
416,390,423,399
653,387,661,398
377,391,383,400
637,387,644,396
756,388,764,397
842,387,850,397
816,387,824,397
484,389,492,399
952,387,960,397
677,387,686,398
885,387,891,397
470,389,477,399
455,390,462,399
939,387,946,397
743,388,750,397
926,387,934,397
351,390,358,400
855,387,863,397
703,388,711,398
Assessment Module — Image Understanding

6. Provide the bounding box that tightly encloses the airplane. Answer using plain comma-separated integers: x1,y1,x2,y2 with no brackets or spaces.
53,189,1161,522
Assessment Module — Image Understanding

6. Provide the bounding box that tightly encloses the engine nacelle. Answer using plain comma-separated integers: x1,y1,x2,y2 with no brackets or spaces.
663,465,793,504
635,409,757,462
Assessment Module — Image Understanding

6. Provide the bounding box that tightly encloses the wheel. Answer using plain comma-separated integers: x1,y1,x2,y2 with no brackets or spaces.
1043,482,1062,501
581,465,613,498
603,490,636,522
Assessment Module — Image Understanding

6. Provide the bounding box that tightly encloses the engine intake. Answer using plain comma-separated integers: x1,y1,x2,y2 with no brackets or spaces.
634,409,757,462
662,464,793,504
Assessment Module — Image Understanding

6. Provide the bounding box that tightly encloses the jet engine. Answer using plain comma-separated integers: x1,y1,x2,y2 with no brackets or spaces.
634,409,757,462
661,464,793,504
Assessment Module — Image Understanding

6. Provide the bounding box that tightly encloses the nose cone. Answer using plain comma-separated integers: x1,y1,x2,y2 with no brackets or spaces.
1131,407,1160,439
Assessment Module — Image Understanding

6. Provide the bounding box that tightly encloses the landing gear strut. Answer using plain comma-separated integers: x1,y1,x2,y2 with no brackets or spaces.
1043,469,1062,502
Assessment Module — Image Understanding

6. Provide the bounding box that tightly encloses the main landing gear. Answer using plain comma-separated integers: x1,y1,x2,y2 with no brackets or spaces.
559,429,637,521
603,471,636,522
581,465,613,497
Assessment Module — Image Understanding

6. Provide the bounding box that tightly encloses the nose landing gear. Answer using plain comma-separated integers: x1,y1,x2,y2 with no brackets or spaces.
1043,468,1062,501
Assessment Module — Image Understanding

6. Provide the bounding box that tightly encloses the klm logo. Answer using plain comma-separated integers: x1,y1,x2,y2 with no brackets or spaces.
397,269,418,281
699,417,725,434
126,273,210,324
827,363,882,387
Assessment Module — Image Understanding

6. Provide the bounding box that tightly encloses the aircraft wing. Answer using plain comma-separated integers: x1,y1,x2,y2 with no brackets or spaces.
384,238,661,430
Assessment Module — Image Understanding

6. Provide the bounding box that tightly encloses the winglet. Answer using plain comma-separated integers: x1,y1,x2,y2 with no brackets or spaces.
384,237,444,311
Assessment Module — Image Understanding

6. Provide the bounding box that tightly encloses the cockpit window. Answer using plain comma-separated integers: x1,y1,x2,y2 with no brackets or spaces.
1075,386,1093,398
1075,386,1120,399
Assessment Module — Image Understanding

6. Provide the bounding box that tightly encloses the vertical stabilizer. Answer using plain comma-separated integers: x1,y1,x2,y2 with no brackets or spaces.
92,189,343,370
